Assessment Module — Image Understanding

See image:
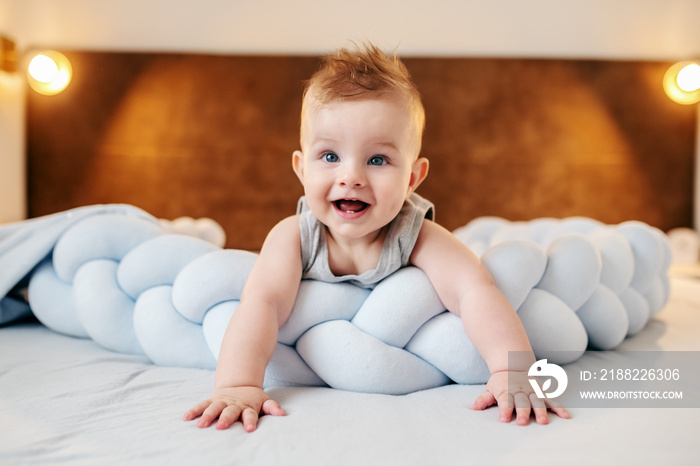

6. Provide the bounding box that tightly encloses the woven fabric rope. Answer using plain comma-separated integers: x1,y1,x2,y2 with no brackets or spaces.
25,209,671,395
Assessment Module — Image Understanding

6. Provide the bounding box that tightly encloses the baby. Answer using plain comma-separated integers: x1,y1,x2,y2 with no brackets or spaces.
184,44,569,431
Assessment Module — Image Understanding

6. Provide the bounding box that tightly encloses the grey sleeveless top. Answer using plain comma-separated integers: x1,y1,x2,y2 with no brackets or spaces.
296,193,435,289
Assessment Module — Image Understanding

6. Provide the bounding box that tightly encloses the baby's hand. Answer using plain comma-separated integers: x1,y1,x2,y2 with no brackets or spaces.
183,386,286,432
471,371,570,425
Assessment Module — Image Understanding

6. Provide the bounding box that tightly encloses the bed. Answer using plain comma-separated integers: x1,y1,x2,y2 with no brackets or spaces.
1,273,698,465
2,51,699,465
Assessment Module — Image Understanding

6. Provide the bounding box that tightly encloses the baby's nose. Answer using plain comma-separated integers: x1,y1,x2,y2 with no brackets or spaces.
339,163,366,187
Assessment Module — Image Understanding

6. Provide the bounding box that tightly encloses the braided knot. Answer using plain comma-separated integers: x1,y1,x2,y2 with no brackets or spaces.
27,212,671,395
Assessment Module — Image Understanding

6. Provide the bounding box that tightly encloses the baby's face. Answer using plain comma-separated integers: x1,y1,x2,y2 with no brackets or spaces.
293,92,427,243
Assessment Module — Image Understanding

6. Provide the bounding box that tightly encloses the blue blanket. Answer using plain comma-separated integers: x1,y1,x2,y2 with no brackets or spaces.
0,205,155,325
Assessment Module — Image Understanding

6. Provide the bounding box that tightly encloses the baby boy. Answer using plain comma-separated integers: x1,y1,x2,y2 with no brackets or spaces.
184,44,569,431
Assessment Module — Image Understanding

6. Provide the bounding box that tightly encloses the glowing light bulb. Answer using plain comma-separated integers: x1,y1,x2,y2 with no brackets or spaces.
664,60,700,105
676,63,700,93
26,51,72,95
28,54,59,83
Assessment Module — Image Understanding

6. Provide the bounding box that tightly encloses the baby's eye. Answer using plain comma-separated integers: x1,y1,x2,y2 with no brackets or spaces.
323,153,339,163
368,156,387,166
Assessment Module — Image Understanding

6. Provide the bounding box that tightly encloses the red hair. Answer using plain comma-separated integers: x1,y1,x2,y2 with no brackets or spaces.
302,44,425,141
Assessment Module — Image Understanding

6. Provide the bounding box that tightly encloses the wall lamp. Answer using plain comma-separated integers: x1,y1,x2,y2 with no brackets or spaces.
0,35,72,95
664,60,700,235
664,60,700,105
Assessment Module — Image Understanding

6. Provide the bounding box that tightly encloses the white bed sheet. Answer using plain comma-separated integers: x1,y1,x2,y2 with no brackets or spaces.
1,276,699,466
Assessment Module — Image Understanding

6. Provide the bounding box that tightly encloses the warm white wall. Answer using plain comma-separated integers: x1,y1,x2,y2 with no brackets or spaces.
1,0,699,222
7,0,700,59
0,0,25,223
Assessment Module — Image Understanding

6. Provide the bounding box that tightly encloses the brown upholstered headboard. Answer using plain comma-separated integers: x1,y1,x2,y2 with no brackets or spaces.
27,52,696,250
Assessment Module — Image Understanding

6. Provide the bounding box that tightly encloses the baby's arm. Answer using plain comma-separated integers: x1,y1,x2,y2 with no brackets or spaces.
183,216,302,432
411,220,569,425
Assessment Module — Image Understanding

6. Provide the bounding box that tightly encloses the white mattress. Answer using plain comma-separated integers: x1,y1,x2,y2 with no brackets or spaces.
1,276,699,466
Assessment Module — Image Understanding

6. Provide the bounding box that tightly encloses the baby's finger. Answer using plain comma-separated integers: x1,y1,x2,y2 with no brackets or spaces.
241,407,260,432
496,392,513,423
513,392,531,426
546,399,571,419
216,404,243,430
471,390,497,411
529,393,549,425
183,399,211,421
262,399,287,417
197,400,226,428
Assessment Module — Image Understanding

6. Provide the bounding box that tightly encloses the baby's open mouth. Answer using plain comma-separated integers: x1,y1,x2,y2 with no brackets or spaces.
334,199,369,214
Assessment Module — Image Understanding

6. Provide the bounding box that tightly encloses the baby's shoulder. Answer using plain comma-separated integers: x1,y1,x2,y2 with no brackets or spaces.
258,215,303,262
411,219,475,263
269,215,302,239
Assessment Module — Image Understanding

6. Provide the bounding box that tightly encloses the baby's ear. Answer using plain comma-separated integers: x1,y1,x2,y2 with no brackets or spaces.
292,150,305,182
408,157,429,192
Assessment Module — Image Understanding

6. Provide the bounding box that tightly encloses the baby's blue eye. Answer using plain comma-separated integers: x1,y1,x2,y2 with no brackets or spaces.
368,156,387,166
323,153,339,163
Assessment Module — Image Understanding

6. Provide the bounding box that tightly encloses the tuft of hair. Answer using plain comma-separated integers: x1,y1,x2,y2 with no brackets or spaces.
303,43,425,134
